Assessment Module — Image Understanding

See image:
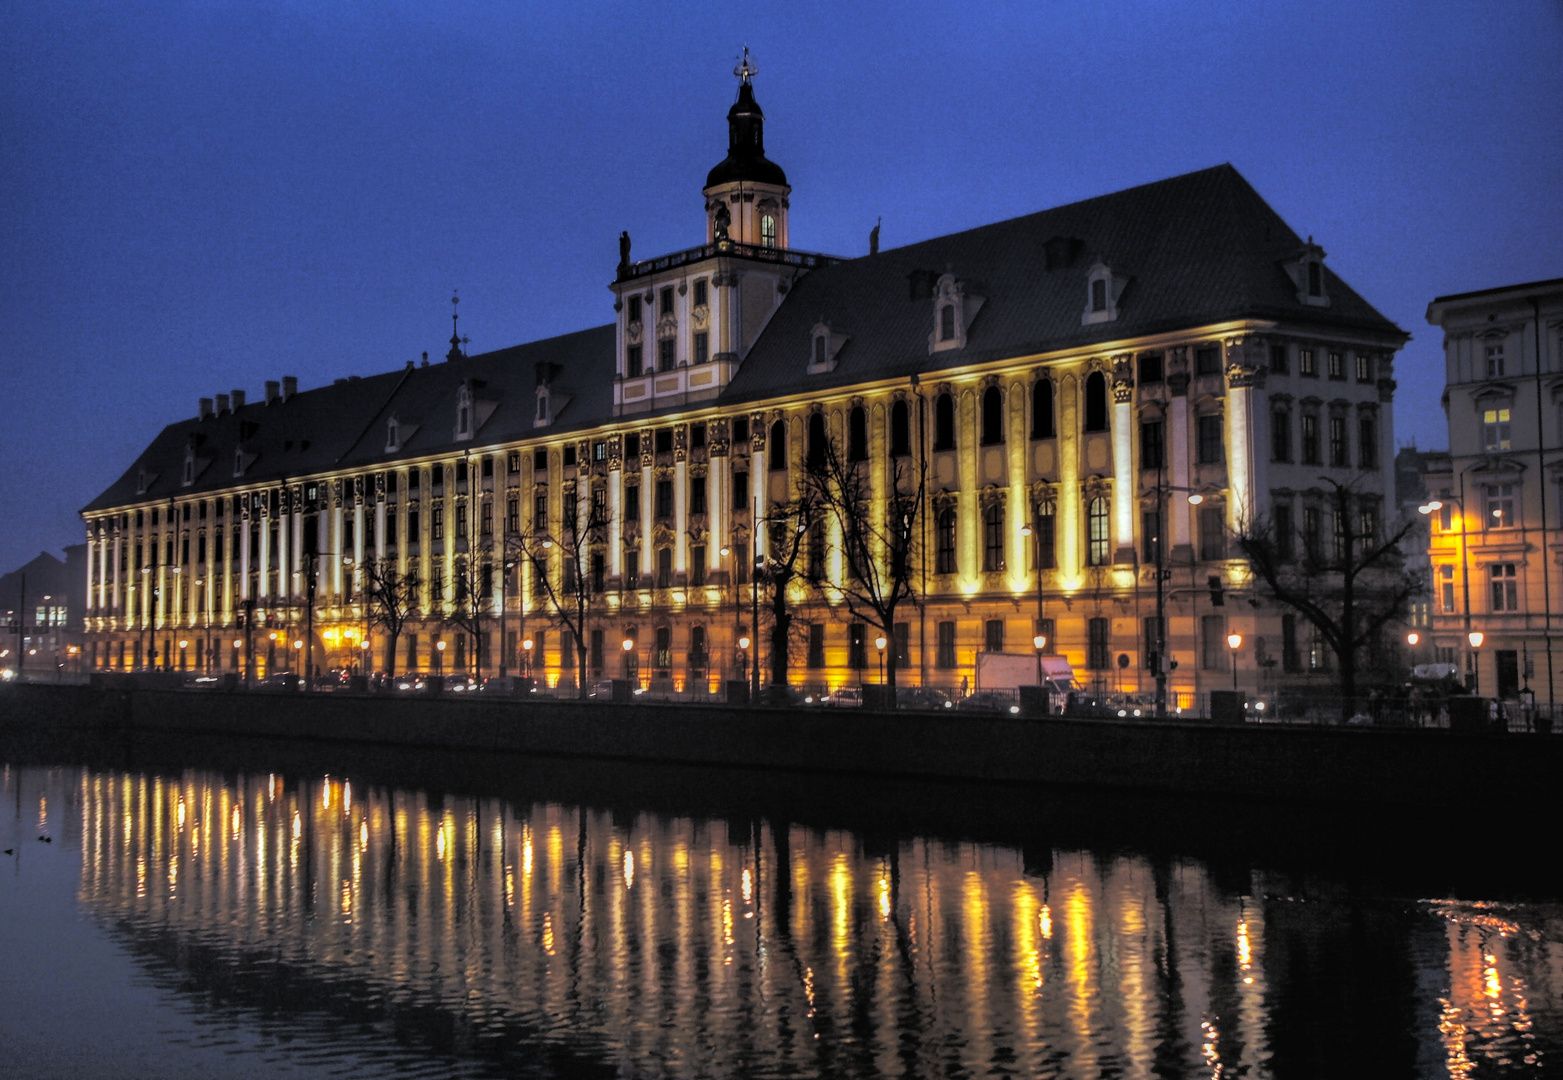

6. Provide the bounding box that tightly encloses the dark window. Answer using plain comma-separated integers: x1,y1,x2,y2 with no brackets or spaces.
1200,507,1226,561
1358,415,1377,468
624,433,640,459
626,345,643,376
429,508,442,541
1282,614,1301,672
732,543,748,585
934,393,955,450
940,304,956,341
807,412,827,471
658,338,675,371
732,416,749,444
1083,372,1109,432
936,509,957,574
769,420,787,469
848,407,868,461
984,619,1004,653
1301,415,1320,464
806,520,825,583
693,279,708,307
506,452,519,475
591,552,605,593
1307,261,1323,297
1195,346,1221,376
534,448,548,472
980,386,1003,445
1139,353,1163,384
690,476,707,515
813,335,827,367
624,484,640,522
807,624,825,669
936,622,957,669
732,471,748,511
624,548,639,585
481,456,494,478
1142,616,1165,670
1270,343,1289,375
660,287,674,316
628,295,641,323
848,624,867,670
1274,504,1294,562
655,547,672,588
654,625,672,673
1032,380,1055,439
1303,506,1322,562
655,428,674,454
1202,615,1227,670
690,548,705,587
1142,510,1161,565
1329,417,1349,467
1197,415,1224,464
1355,353,1373,383
983,503,1005,572
456,459,468,484
1140,420,1164,471
694,332,709,365
1090,278,1107,313
655,480,674,520
890,400,911,457
534,491,547,528
1272,408,1292,462
562,446,576,467
1088,618,1110,670
1035,505,1056,569
691,423,706,449
590,628,604,675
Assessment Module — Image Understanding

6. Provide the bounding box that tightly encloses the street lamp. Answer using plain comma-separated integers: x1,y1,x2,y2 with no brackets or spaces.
621,636,635,683
522,636,534,680
1421,491,1479,694
178,638,189,672
1406,631,1420,647
874,635,887,685
1033,633,1047,688
435,638,446,675
1227,631,1242,693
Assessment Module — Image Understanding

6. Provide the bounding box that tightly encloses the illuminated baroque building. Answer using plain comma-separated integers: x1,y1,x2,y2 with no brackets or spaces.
79,65,1408,702
1423,277,1563,705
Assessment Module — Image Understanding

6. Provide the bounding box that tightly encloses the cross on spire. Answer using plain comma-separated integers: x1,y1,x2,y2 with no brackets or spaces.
734,45,756,86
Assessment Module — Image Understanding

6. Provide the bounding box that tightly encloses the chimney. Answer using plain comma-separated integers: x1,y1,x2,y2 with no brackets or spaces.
216,393,230,415
265,380,280,405
281,375,297,401
198,397,213,421
231,389,246,409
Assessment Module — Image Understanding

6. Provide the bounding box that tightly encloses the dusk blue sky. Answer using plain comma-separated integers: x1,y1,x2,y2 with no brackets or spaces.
3,1,1560,573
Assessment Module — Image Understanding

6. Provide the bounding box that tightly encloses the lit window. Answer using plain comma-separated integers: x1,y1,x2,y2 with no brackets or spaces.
1483,408,1511,452
1440,564,1456,613
760,215,776,248
1485,483,1516,530
1086,496,1110,567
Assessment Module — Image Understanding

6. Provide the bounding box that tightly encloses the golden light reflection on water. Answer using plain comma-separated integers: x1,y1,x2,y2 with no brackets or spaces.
0,764,1542,1079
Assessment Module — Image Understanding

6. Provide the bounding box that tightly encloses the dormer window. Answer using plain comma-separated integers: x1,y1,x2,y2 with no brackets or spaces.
1285,239,1331,307
137,468,149,495
535,385,552,428
233,448,245,478
808,322,848,374
386,418,400,453
940,305,956,341
1082,262,1127,325
455,385,472,441
182,447,195,487
928,273,980,355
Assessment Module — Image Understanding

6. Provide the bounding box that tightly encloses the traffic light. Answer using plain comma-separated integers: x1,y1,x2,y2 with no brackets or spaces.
1208,575,1224,606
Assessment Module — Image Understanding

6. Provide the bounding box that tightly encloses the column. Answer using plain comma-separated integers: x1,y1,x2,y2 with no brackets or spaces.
752,422,768,556
240,510,252,600
1111,356,1136,563
708,442,726,579
674,435,689,575
1168,348,1193,557
608,451,623,580
257,509,271,600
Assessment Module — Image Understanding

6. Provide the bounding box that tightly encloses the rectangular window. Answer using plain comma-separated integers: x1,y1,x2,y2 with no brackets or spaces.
1136,353,1163,384
562,489,577,526
534,490,548,528
655,428,674,454
1087,617,1110,670
1140,420,1164,471
628,295,641,323
454,503,467,540
626,345,643,377
1197,415,1224,464
654,626,672,673
1440,564,1456,613
1483,408,1512,452
655,479,674,520
1332,509,1348,561
590,629,604,675
1358,415,1377,468
807,520,826,583
807,624,825,669
660,286,674,317
1195,345,1221,376
1270,343,1289,375
1202,614,1227,671
430,507,442,541
1282,614,1301,673
624,484,640,522
1485,483,1516,530
656,547,672,588
732,416,749,445
1358,499,1379,544
1355,353,1373,383
658,338,675,371
562,445,576,468
1272,409,1292,462
732,543,748,585
1143,616,1165,670
1329,416,1349,467
936,509,957,575
690,476,707,515
480,501,492,536
693,332,709,365
895,622,910,668
1199,506,1226,561
1299,348,1317,377
624,432,641,459
1303,506,1321,562
691,423,706,449
1274,504,1294,562
506,498,518,533
1035,505,1056,570
690,547,706,587
1486,342,1505,378
534,448,548,473
1087,497,1110,567
936,622,957,670
624,548,640,586
591,551,605,593
693,279,708,307
507,451,520,475
593,440,607,462
848,624,867,670
1301,414,1320,464
982,504,1005,572
1327,351,1344,380
1141,510,1161,565
732,471,749,512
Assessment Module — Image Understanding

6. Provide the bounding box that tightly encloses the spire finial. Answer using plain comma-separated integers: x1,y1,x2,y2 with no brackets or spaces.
447,291,466,363
734,45,756,86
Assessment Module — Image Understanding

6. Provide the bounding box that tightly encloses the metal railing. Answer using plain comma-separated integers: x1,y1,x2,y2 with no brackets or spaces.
617,241,842,281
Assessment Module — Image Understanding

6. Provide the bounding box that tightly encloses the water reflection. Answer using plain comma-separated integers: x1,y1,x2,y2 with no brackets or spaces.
8,759,1562,1078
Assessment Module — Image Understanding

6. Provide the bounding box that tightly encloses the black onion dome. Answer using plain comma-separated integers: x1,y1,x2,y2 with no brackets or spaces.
704,81,788,189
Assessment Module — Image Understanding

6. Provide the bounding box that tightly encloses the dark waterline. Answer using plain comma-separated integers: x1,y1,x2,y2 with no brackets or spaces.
1,725,1559,1079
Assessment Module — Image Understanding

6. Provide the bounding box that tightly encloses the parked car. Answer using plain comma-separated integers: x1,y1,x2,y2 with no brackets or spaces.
822,686,863,707
394,675,426,692
956,691,1022,714
898,687,955,711
481,676,539,696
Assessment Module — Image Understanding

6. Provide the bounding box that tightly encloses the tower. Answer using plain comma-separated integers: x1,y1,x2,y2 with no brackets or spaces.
703,48,790,249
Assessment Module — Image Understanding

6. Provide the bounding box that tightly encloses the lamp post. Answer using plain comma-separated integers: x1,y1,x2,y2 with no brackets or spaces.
435,638,446,676
875,635,887,686
178,638,189,672
1033,633,1047,689
751,530,762,704
1227,631,1242,694
522,636,534,682
1467,629,1484,694
1019,516,1046,670
622,636,635,683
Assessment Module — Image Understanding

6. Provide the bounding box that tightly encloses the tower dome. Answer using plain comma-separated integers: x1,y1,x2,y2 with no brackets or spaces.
702,49,791,249
704,80,788,189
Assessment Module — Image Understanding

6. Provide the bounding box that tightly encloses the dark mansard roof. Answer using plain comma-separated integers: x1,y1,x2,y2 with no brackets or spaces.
84,164,1404,515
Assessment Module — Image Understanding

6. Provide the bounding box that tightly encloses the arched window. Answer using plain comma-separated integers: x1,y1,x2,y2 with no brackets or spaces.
761,215,776,248
1087,496,1110,566
769,419,787,470
934,393,955,451
980,386,1004,445
807,412,828,471
982,502,1005,572
848,406,868,462
1084,372,1109,433
889,400,911,457
936,508,958,575
1032,380,1055,439
940,304,956,342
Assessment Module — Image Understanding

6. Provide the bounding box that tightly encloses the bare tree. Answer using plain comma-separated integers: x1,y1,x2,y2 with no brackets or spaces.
513,487,610,698
757,494,816,702
1234,477,1421,722
801,435,924,693
442,551,492,679
363,556,419,679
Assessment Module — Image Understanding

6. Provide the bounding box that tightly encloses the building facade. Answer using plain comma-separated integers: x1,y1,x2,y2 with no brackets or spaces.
1424,277,1563,704
79,70,1408,703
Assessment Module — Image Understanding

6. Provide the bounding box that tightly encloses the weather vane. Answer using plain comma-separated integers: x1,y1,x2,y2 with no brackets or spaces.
734,45,756,86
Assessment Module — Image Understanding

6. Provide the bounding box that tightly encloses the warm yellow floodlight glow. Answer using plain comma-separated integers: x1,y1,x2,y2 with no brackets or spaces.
1227,633,1242,650
1468,631,1484,648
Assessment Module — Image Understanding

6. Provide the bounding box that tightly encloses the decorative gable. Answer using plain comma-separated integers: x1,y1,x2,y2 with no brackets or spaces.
928,273,983,355
454,380,500,442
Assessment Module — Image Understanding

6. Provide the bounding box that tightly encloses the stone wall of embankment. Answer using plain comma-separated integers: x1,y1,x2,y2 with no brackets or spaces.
1,683,1556,809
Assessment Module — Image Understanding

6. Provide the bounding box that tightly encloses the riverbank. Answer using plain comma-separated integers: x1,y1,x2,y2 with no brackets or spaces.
3,682,1556,811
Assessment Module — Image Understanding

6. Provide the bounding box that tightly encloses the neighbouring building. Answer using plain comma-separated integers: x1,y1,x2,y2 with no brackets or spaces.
1,547,87,678
1424,277,1563,704
78,66,1409,703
